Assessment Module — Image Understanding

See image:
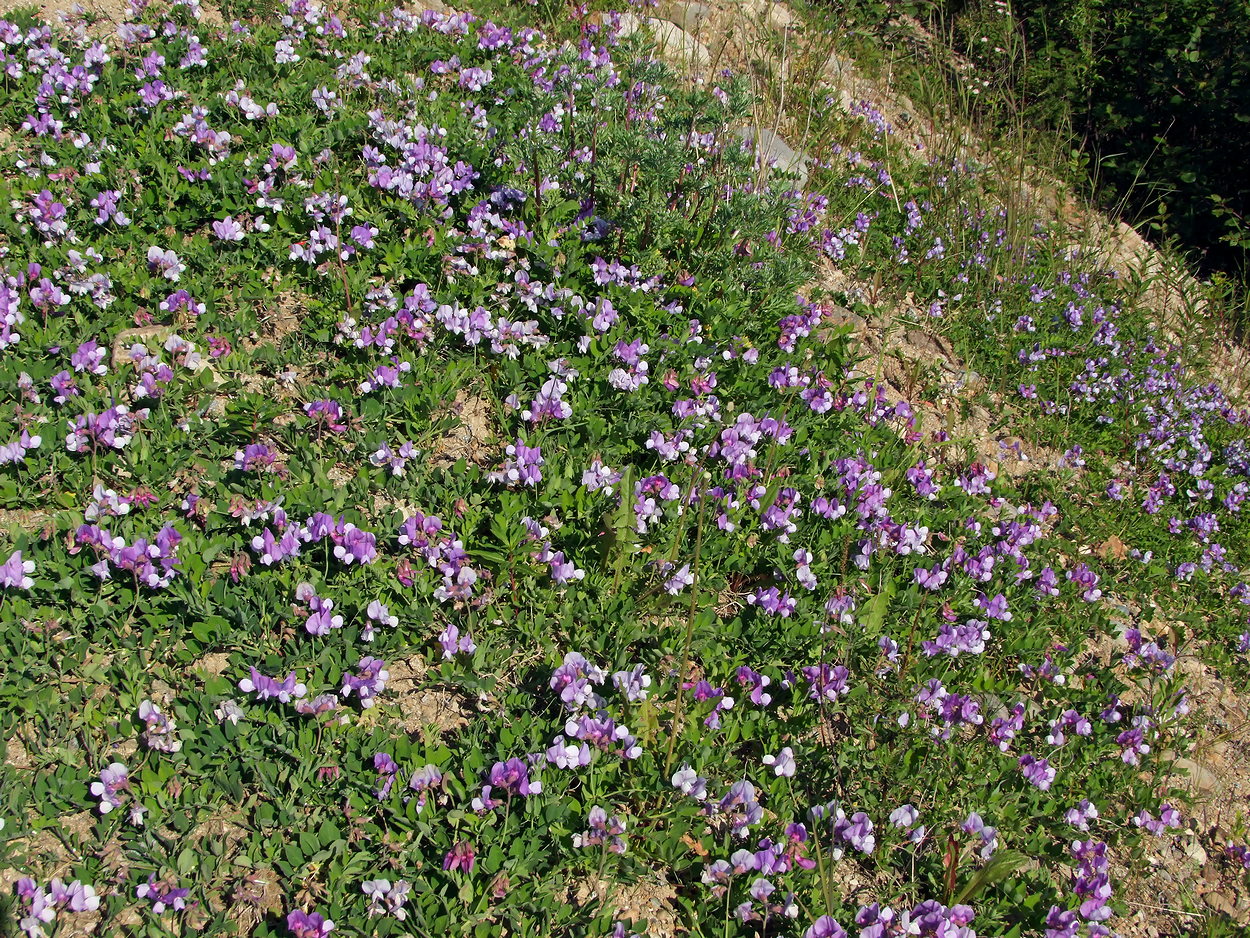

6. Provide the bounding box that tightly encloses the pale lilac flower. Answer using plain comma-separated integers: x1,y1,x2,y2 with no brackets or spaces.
763,747,796,777
286,909,334,938
889,804,919,828
438,623,476,659
407,765,443,812
138,700,181,753
341,657,389,708
239,667,307,703
546,734,593,769
663,563,694,594
573,805,627,853
212,216,246,242
612,665,651,702
215,699,244,725
961,812,998,859
671,764,707,800
136,876,190,913
0,550,35,589
146,246,185,281
362,879,410,920
1065,800,1099,831
90,762,129,814
362,599,398,641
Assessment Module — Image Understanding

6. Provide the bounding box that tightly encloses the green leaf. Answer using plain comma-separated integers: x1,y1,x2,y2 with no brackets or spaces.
953,850,1032,905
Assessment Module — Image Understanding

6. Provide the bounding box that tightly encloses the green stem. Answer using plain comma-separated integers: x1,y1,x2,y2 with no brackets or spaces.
663,491,709,781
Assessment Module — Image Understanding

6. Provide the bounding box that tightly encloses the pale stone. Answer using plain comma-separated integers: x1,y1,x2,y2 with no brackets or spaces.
734,126,810,189
657,0,712,33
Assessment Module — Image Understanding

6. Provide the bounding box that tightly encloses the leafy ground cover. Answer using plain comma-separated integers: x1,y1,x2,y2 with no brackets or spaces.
0,1,1248,937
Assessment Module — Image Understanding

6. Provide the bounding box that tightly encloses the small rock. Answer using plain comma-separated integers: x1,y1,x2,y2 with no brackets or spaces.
112,325,175,367
733,126,810,189
823,306,866,333
1181,837,1208,866
639,17,711,71
1173,757,1220,794
656,0,711,33
1204,891,1235,916
765,4,794,30
1096,535,1129,561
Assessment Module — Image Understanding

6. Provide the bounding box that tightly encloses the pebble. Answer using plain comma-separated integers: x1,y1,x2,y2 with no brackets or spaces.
656,0,712,33
1173,757,1220,793
1204,891,1235,916
734,126,810,188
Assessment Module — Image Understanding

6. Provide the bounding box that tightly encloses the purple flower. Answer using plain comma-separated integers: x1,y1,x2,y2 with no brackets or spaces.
837,812,876,853
362,599,397,641
800,663,850,701
332,524,378,565
975,592,1011,620
437,623,476,659
663,563,694,594
1065,800,1099,831
16,877,102,937
889,804,919,828
1019,754,1056,790
407,765,443,812
296,584,343,635
549,652,606,711
1116,725,1151,765
914,564,947,590
671,764,708,800
239,667,307,703
735,667,773,706
234,443,277,472
762,747,796,777
581,458,620,492
804,915,847,938
147,246,185,281
1134,804,1182,836
961,812,998,859
341,657,389,708
71,339,108,375
444,841,476,872
487,757,541,798
488,438,544,487
212,216,246,242
351,225,378,249
922,621,989,657
572,805,628,853
304,400,348,433
716,779,763,838
90,762,129,814
66,405,141,453
138,700,181,753
0,550,35,589
136,876,190,914
287,909,335,938
546,735,592,769
749,586,796,617
293,694,340,717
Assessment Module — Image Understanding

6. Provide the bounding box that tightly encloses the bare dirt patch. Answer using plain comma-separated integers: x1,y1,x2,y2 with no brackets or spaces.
570,873,681,938
385,654,471,740
228,866,285,934
0,508,54,543
430,390,496,467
